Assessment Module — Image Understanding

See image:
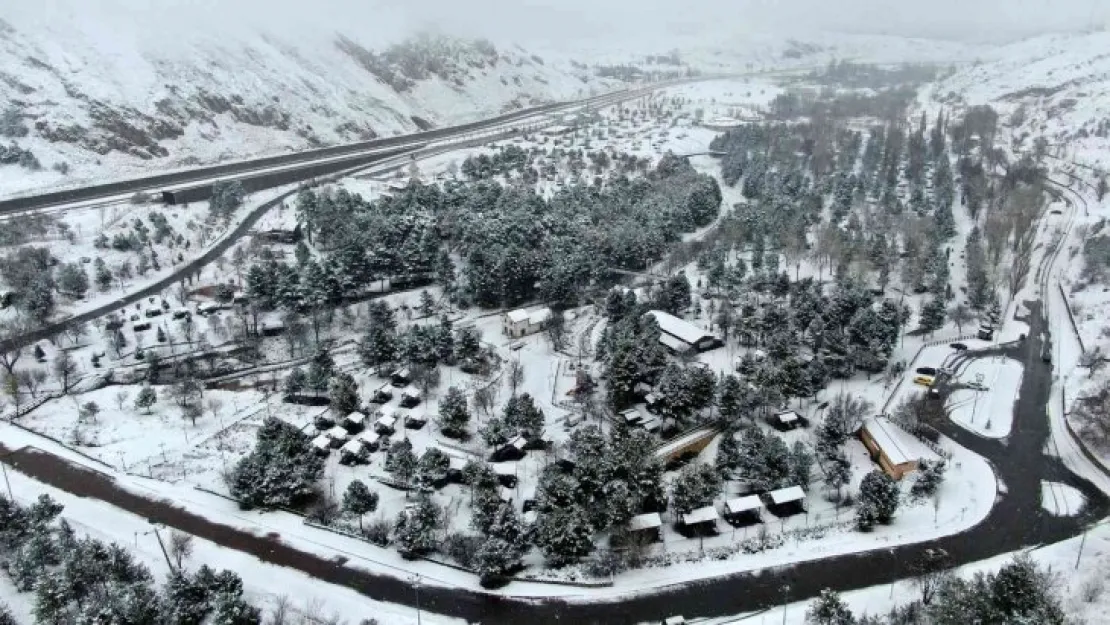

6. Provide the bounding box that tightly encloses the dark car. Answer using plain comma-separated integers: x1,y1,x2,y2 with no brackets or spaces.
916,367,938,376
950,342,968,351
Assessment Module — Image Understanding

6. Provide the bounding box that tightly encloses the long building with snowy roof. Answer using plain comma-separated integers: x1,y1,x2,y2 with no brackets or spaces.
645,310,720,353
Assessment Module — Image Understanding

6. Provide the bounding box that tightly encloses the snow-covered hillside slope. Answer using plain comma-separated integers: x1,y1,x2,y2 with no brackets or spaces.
0,15,623,199
0,2,990,201
919,32,1110,169
548,31,982,77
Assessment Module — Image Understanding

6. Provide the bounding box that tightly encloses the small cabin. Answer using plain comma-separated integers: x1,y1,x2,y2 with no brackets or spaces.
447,456,468,484
399,389,422,408
356,430,381,452
491,435,528,463
343,411,368,433
324,425,350,447
680,506,720,535
860,417,921,480
374,414,398,435
723,495,763,525
620,408,644,427
339,439,368,464
311,434,332,456
404,413,427,430
771,410,801,431
627,512,663,543
390,367,412,387
763,486,806,517
492,462,518,488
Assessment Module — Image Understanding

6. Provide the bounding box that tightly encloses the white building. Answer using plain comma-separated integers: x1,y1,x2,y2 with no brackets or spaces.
502,307,553,338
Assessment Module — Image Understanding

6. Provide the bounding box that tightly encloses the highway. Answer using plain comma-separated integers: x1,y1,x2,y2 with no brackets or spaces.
0,77,706,352
0,77,705,216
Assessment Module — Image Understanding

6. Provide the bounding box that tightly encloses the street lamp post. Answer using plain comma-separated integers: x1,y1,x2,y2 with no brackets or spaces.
411,574,422,625
0,459,12,500
781,584,790,625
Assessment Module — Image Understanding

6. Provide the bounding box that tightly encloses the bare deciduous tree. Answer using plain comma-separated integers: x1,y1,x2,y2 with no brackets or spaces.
473,383,495,419
982,210,1011,269
63,321,87,347
948,302,975,336
507,359,524,396
1072,379,1110,448
52,350,78,394
411,364,441,400
1007,228,1035,300
545,312,567,352
169,530,194,571
0,317,33,377
911,548,954,606
267,595,292,625
206,397,224,421
23,369,46,398
1081,347,1107,378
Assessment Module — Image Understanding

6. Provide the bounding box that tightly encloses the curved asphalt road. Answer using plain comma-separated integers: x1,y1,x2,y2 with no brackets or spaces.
2,299,1105,625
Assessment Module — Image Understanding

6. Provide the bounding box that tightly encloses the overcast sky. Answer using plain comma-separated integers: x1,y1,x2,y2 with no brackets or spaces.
5,0,1109,47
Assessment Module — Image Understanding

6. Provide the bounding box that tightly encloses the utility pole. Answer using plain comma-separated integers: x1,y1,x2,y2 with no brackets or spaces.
781,584,790,625
411,574,423,625
0,458,11,500
1076,524,1090,570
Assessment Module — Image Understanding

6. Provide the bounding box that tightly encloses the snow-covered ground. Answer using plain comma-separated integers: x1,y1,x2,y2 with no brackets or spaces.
1041,480,1086,517
918,31,1110,173
948,357,1023,439
0,7,625,200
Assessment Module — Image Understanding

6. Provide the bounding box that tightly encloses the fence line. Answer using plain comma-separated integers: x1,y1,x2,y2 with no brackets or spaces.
1057,283,1087,355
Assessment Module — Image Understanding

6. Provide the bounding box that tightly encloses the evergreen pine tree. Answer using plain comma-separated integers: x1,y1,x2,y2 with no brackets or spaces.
437,386,471,438
328,373,360,416
534,504,594,567
918,295,946,336
806,589,856,625
858,469,900,526
342,480,379,530
715,429,742,478
394,494,441,559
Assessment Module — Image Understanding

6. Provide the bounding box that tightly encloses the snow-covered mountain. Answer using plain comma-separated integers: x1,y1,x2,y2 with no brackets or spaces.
0,3,998,200
918,31,1110,169
0,15,630,199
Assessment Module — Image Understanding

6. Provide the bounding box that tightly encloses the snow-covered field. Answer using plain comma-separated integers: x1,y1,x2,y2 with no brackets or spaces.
948,357,1023,439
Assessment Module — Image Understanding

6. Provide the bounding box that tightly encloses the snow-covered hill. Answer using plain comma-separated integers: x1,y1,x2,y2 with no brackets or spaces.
918,32,1110,169
0,15,626,199
0,2,996,201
